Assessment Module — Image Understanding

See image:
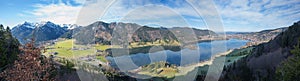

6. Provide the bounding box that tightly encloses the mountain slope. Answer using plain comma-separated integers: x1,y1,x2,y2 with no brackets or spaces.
64,21,217,45
11,22,34,44
11,21,72,44
221,21,300,81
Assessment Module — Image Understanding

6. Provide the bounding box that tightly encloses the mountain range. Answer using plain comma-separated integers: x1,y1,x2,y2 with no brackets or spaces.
67,21,217,45
11,20,289,46
11,21,80,44
11,21,217,45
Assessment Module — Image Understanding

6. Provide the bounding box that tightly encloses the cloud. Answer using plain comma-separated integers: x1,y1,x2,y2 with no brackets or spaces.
25,0,114,26
121,5,192,27
22,0,300,31
264,0,299,9
73,0,86,4
213,0,300,31
76,0,116,26
28,2,82,25
25,0,218,28
99,0,210,28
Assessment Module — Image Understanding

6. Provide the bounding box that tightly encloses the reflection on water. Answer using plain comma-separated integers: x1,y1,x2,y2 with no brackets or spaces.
106,39,248,70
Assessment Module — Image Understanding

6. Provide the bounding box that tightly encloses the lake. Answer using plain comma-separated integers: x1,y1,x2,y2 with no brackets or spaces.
106,39,248,70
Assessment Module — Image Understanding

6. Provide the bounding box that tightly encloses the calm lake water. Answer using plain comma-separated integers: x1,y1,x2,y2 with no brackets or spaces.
106,39,248,69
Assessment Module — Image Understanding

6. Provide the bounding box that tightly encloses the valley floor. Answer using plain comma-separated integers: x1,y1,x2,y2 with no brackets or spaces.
42,38,253,80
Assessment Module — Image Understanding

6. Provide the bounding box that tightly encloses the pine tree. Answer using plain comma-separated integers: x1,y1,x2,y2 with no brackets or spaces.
5,26,10,33
0,24,4,31
290,39,300,57
276,39,300,81
0,25,20,69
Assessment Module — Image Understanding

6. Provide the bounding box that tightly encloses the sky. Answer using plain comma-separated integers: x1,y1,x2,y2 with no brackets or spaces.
0,0,299,32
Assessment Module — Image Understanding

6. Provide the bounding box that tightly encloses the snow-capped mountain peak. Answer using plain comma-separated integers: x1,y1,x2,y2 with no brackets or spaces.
34,21,60,28
15,21,80,30
11,21,75,44
17,21,35,29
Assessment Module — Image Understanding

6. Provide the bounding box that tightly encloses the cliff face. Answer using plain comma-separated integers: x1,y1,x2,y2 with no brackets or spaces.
68,21,217,45
222,21,300,81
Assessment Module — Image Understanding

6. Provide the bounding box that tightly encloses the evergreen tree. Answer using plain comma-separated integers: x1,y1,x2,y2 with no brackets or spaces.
290,39,300,57
276,39,300,81
0,24,4,31
0,25,20,70
5,26,10,33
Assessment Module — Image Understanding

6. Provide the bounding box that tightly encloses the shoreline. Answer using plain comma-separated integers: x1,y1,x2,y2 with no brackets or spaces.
174,49,234,76
195,49,233,67
130,49,235,76
107,39,240,57
108,39,247,77
177,49,233,68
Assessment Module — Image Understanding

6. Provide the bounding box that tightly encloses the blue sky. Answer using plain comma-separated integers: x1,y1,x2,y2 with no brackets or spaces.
0,0,299,32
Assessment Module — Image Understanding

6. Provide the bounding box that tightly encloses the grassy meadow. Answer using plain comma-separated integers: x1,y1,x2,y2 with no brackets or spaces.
44,39,111,59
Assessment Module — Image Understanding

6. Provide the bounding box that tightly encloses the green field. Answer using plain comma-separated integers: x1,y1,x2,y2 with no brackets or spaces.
129,40,181,48
44,39,111,59
44,39,181,62
96,56,108,62
137,62,178,78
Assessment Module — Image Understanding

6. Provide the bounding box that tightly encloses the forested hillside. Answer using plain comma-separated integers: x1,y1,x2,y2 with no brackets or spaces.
0,24,58,80
221,21,300,81
0,24,20,70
